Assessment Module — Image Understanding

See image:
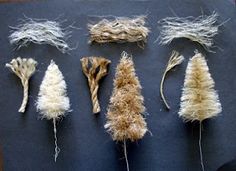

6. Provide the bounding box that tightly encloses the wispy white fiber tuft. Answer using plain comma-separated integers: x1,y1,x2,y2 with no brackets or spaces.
158,12,219,51
9,17,74,53
36,60,70,162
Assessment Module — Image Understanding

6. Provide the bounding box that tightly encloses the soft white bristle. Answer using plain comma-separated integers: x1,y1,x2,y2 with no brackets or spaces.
9,18,73,53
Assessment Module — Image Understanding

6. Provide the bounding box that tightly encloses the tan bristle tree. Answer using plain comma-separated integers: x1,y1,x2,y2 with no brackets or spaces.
179,52,222,171
105,52,147,171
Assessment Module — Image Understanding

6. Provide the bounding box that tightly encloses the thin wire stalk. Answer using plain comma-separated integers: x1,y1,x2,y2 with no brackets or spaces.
199,121,205,171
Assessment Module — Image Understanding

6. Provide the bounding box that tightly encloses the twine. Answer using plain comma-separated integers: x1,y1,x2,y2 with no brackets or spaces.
81,57,110,114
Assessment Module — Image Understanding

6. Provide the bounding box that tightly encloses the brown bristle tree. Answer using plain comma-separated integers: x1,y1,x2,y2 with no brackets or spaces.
105,51,147,171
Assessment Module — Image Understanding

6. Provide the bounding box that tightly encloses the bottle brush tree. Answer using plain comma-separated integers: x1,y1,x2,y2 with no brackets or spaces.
36,60,70,162
105,52,147,171
179,51,222,171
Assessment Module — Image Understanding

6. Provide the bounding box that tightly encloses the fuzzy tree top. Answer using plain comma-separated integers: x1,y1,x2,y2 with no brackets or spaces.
105,52,147,142
179,52,222,122
36,60,70,120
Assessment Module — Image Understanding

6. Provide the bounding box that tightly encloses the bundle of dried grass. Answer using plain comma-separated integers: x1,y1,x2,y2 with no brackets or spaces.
36,60,70,162
160,51,184,109
6,57,37,113
158,12,219,51
88,16,149,47
179,52,222,171
105,52,147,171
9,18,73,53
80,56,111,114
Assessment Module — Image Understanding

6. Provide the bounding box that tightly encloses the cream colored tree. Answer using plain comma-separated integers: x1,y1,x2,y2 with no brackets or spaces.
105,52,147,171
36,60,70,162
179,52,222,171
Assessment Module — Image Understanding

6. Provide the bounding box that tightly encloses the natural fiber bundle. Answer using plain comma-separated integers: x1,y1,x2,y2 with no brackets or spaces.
88,16,149,47
9,18,73,53
179,52,222,122
158,12,219,51
160,51,184,109
105,52,147,171
179,52,222,171
6,57,37,113
80,57,111,114
36,60,70,162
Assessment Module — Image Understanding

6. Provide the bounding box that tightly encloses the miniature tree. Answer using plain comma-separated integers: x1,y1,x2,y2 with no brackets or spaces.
105,52,147,171
36,60,70,162
179,52,222,171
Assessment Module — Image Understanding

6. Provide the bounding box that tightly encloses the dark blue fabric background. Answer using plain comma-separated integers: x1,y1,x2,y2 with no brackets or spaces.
0,0,235,170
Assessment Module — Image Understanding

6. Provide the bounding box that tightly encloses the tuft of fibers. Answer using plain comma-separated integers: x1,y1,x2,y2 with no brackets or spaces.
158,12,219,51
80,56,111,114
6,57,37,113
160,51,184,110
36,60,70,162
9,18,73,53
179,52,222,122
105,52,147,171
179,51,222,171
88,16,150,47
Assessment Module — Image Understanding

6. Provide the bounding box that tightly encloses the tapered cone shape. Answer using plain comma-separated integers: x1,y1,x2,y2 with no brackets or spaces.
179,52,222,171
36,60,70,162
37,60,70,120
105,52,147,142
179,52,222,122
105,52,148,171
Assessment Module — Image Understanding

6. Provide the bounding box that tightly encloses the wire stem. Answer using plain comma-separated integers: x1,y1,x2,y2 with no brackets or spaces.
199,121,205,171
123,140,130,171
53,118,60,162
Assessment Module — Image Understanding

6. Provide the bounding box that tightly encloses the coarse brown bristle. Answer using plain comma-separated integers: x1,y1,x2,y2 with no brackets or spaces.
88,16,149,46
105,52,147,142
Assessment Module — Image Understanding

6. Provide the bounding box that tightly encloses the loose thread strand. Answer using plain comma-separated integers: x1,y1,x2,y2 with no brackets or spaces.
160,51,184,110
123,140,130,171
199,121,205,171
53,118,60,162
160,70,170,109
